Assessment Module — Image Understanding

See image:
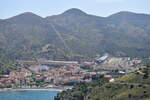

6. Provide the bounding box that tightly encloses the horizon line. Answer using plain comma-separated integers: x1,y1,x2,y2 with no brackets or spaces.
1,8,150,20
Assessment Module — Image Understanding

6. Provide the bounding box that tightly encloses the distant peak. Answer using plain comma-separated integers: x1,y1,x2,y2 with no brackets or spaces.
23,12,33,14
117,11,134,14
19,12,42,17
5,11,44,24
109,11,137,17
9,12,43,20
62,8,87,15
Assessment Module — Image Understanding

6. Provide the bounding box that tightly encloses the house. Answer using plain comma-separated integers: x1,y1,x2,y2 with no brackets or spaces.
119,71,126,74
104,75,112,80
109,78,115,82
89,72,97,75
9,72,26,79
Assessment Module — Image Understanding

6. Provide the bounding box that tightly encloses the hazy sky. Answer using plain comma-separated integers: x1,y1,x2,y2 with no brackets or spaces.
0,0,150,19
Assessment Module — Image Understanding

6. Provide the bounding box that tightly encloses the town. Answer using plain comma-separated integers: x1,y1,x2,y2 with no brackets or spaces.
0,55,145,90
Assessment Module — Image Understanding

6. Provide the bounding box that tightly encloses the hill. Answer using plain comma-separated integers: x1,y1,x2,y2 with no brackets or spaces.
0,55,18,75
55,67,150,100
1,8,150,60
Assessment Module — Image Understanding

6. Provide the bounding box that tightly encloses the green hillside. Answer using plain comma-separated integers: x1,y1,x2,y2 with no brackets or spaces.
0,55,18,75
55,67,150,100
1,9,150,60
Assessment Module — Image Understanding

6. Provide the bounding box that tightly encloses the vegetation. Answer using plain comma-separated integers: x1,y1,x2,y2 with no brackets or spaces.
55,67,150,100
142,58,150,66
55,78,108,100
1,9,150,60
0,55,18,74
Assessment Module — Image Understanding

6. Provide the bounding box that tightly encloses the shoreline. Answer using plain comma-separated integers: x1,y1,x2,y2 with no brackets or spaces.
0,88,63,92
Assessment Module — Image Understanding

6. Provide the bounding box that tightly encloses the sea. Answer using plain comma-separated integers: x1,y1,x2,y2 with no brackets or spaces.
0,90,60,100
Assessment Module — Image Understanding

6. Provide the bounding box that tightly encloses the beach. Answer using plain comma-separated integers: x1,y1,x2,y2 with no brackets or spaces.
0,88,63,92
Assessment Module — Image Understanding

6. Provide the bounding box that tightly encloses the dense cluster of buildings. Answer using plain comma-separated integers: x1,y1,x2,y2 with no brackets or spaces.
0,62,97,88
1,56,134,89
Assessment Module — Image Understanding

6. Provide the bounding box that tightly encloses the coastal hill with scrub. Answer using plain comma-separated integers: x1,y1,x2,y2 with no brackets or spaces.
55,66,150,100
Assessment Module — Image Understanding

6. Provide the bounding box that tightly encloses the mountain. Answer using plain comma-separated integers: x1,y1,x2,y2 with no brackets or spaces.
62,8,87,16
0,12,59,59
108,11,150,27
0,55,18,74
55,67,150,100
5,12,45,24
1,8,150,60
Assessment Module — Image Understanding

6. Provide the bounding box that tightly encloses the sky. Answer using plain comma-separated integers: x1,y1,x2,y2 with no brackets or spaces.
0,0,150,19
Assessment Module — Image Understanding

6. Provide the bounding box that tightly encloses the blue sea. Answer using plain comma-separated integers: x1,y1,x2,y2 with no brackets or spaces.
0,90,60,100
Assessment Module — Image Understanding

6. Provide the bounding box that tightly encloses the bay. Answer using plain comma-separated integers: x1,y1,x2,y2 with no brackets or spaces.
0,90,60,100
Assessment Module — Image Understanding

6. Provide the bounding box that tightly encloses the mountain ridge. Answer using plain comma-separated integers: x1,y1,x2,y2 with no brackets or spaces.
1,9,150,20
1,8,150,60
